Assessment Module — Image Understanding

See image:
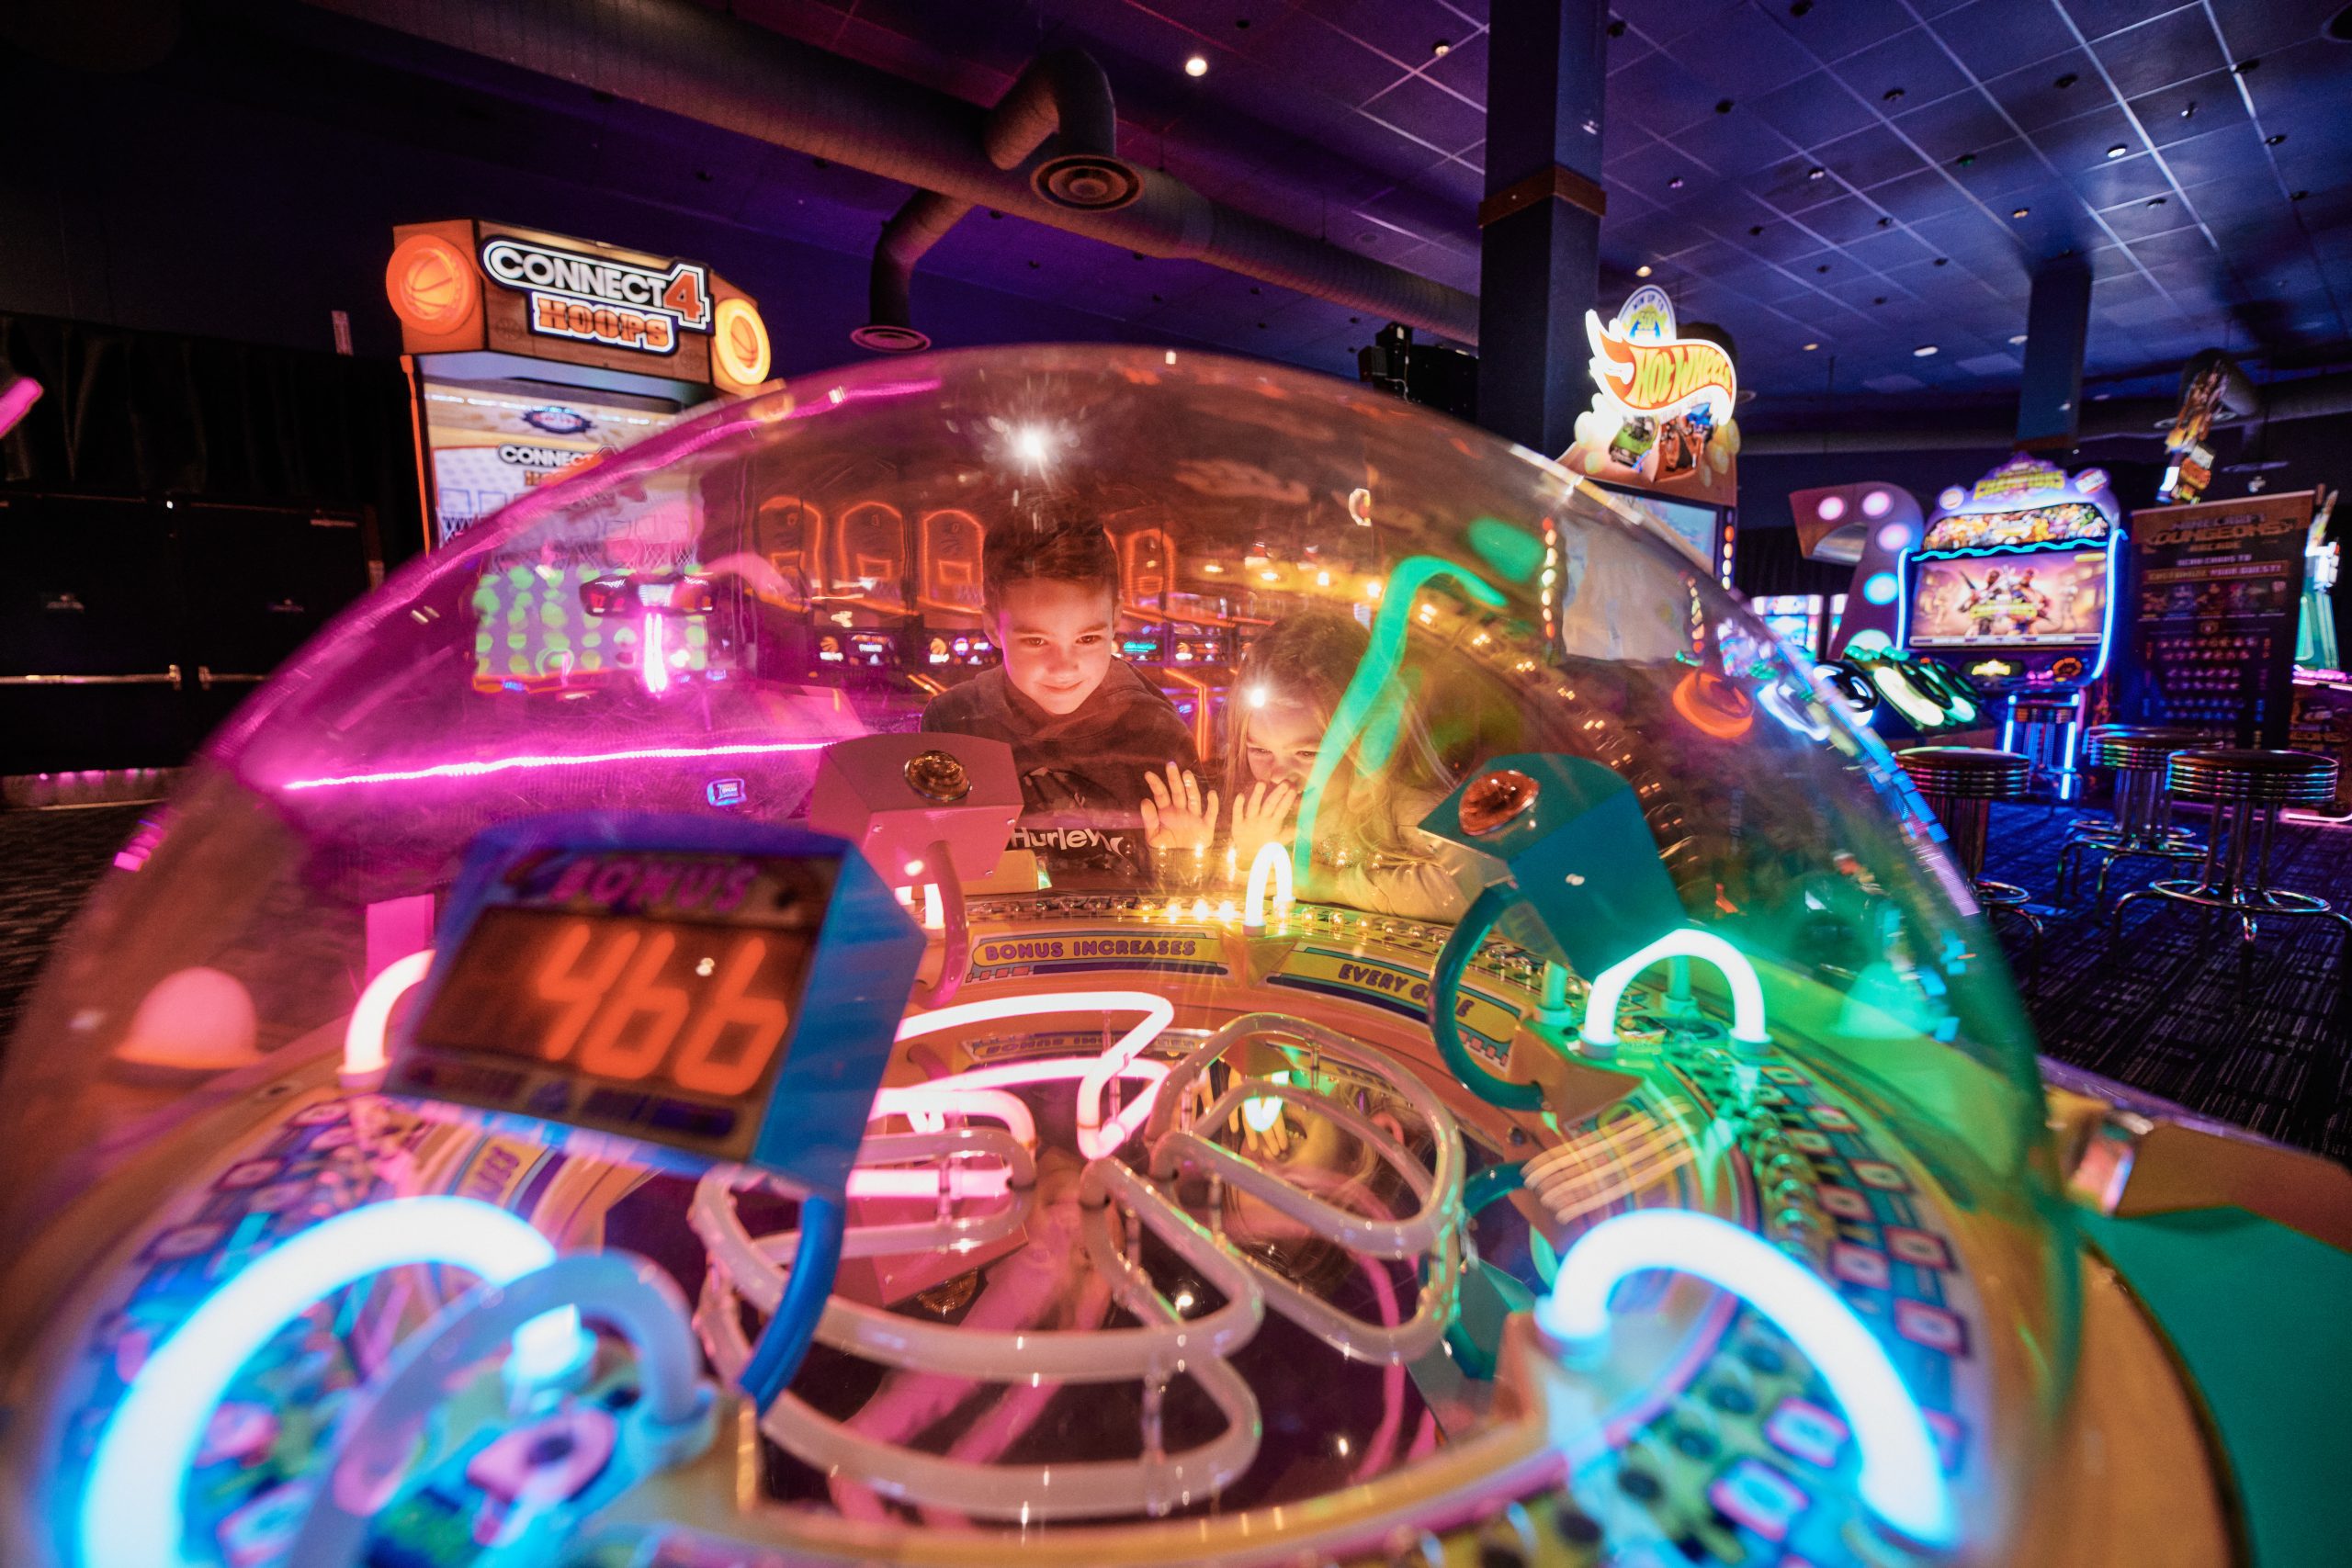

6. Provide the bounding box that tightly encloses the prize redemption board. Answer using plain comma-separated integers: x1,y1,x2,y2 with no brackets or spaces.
6,882,2301,1568
2119,491,2315,749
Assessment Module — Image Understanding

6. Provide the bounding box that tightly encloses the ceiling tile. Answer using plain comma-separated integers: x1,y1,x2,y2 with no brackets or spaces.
2091,6,2230,97
1929,0,2079,77
1771,0,1915,62
1832,27,1977,107
1981,51,2105,132
1671,6,1822,97
1749,70,1881,145
1815,123,1934,188
1892,88,2022,162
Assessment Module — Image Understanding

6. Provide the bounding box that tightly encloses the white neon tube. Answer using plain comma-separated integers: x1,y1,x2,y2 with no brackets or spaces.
698,1249,1261,1522
1579,929,1769,1049
896,990,1175,1159
693,1153,1261,1379
1538,1209,1954,1547
285,1252,713,1567
79,1198,583,1568
341,948,433,1080
1242,839,1294,929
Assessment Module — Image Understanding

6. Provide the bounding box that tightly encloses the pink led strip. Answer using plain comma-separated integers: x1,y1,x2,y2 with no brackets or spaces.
282,739,833,791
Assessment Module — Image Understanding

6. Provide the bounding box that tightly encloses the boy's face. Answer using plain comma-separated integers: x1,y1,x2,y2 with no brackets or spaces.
992,579,1115,716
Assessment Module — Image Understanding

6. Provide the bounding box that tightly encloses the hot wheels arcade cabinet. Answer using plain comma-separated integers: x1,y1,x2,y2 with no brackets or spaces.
1560,287,1741,588
1904,456,2123,797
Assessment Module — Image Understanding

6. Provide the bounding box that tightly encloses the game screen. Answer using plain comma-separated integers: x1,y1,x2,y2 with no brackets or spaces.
1611,491,1721,571
422,379,684,546
1908,550,2108,648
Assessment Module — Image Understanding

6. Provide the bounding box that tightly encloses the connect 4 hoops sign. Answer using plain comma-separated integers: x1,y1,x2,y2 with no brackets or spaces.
481,235,714,356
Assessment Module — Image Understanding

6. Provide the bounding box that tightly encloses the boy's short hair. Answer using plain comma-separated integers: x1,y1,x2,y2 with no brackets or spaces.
982,509,1118,612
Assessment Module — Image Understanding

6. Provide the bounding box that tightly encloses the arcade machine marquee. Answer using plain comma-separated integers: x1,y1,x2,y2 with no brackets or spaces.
0,348,2345,1568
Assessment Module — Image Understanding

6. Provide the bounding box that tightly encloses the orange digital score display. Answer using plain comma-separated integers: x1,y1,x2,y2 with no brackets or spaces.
412,907,816,1107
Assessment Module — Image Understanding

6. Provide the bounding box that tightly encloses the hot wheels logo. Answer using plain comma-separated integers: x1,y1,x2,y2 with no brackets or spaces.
1586,310,1736,425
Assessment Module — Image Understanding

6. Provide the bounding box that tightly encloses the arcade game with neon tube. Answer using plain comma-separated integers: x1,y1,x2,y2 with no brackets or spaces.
1,347,2346,1568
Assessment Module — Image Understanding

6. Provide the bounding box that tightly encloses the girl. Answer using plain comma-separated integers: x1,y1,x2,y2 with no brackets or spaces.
1145,612,1477,921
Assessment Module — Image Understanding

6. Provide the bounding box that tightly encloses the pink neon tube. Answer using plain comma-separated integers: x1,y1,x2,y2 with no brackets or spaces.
282,739,832,792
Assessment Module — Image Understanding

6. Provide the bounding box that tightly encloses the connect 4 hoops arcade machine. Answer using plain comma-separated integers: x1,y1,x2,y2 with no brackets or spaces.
386,221,775,700
386,220,775,552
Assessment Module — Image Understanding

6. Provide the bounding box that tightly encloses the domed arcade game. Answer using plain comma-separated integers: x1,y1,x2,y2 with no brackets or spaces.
1,348,2345,1568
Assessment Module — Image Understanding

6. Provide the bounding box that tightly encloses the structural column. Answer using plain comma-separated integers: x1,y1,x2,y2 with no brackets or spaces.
1476,0,1610,456
2016,255,2092,449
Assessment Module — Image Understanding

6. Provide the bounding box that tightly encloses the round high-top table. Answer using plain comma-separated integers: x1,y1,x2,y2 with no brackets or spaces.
2057,725,2208,907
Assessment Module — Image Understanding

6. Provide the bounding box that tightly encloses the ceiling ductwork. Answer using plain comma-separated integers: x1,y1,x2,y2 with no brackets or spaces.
302,0,1479,345
856,49,1136,355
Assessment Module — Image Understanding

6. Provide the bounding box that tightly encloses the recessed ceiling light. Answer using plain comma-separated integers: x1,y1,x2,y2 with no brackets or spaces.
1914,344,1939,356
2106,144,2128,158
1668,176,1684,189
1807,165,1826,180
1883,86,1905,102
1804,342,1820,351
1957,152,1976,166
1432,39,1451,56
1184,53,1208,76
1635,265,1653,276
2012,207,2030,219
2267,133,2286,145
2009,333,2029,344
2147,196,2167,207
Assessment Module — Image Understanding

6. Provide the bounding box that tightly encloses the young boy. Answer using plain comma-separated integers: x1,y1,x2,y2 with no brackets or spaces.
922,511,1200,887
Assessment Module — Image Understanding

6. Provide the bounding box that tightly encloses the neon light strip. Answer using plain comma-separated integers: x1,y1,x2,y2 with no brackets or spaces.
281,739,833,791
1243,840,1294,929
1580,929,1768,1048
80,1198,582,1568
1539,1209,1954,1546
642,612,671,695
342,949,433,1078
895,991,1176,1160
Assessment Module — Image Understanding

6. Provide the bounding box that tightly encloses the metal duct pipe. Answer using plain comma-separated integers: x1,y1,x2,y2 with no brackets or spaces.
306,0,1479,343
859,49,1136,355
857,192,975,355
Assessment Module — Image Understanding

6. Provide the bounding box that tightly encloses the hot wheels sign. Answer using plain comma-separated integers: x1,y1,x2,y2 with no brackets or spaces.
1562,287,1740,503
1585,288,1737,426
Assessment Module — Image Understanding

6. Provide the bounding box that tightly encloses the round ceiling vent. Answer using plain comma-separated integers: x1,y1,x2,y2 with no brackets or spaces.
850,322,931,354
1034,154,1143,210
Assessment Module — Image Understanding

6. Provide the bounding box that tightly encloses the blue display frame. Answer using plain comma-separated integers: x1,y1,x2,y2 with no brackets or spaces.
384,813,922,1198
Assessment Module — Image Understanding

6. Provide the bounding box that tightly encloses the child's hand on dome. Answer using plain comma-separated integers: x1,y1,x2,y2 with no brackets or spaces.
1227,780,1299,871
1142,762,1219,852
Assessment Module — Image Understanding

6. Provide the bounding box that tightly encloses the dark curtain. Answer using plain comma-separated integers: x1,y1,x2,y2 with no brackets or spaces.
1731,523,1854,600
0,312,424,570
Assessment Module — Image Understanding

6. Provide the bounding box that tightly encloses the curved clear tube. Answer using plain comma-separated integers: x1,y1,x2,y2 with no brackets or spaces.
1144,1013,1466,1363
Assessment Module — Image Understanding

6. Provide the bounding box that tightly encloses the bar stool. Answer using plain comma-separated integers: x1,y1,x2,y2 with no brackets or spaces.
1897,746,2044,944
2109,749,2349,987
2056,725,2208,907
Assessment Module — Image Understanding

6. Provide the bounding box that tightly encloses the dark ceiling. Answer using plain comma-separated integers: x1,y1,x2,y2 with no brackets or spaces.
22,0,2352,425
680,0,2352,414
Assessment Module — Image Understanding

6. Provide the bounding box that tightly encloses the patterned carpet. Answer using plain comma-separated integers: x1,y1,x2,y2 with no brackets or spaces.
1,799,2346,1162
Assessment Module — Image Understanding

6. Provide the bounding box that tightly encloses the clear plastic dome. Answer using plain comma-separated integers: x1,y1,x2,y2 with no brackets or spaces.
0,346,2075,1568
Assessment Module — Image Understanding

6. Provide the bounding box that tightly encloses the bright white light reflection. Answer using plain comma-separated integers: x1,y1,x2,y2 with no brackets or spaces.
1011,424,1052,468
342,949,433,1077
1580,929,1767,1048
81,1198,582,1568
1540,1209,1954,1546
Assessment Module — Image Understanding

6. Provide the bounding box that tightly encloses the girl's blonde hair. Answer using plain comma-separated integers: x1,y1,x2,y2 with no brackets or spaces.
1223,612,1455,866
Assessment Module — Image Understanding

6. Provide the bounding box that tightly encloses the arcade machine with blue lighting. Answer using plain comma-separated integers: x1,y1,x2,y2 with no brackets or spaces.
1901,456,2124,797
2,349,2346,1568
